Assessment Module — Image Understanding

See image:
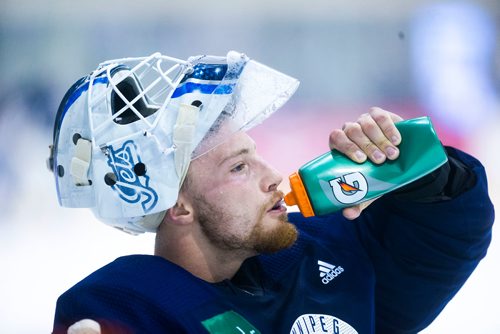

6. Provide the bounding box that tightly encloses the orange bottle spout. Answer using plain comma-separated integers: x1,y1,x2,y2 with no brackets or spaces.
284,191,297,206
284,172,315,218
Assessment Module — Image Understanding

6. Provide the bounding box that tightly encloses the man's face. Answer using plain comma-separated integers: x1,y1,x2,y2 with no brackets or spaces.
183,132,298,255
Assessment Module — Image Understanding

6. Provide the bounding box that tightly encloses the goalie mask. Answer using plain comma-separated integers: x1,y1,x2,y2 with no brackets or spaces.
47,51,299,234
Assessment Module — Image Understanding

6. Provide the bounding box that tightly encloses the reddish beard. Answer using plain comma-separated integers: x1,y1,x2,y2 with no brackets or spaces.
195,192,298,254
250,212,298,254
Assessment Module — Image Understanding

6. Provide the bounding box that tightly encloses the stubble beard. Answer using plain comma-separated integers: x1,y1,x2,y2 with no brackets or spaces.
195,195,298,255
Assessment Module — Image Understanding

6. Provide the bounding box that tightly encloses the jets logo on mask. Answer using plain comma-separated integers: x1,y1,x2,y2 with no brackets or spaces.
329,172,368,204
106,140,159,213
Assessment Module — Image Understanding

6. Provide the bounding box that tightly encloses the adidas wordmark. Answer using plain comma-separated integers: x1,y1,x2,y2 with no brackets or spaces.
318,260,344,285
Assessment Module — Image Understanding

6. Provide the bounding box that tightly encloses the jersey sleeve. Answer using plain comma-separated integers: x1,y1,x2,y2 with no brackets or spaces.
353,147,494,332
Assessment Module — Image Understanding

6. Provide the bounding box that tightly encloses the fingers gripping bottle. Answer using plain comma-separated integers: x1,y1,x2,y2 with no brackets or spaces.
284,117,448,217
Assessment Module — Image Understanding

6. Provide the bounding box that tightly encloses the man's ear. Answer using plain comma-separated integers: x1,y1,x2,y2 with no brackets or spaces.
165,194,194,225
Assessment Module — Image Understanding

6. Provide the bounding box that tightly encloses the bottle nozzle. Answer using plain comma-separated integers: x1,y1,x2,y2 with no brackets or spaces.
284,191,297,206
285,172,315,218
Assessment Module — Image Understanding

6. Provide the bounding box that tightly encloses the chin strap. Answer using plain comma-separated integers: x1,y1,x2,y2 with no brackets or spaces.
173,102,201,187
70,138,92,186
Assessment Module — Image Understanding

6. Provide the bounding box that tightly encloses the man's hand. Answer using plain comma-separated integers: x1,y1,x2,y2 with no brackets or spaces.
328,107,404,219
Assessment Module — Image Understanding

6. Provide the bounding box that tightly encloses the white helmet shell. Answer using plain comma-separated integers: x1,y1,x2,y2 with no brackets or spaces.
48,51,299,234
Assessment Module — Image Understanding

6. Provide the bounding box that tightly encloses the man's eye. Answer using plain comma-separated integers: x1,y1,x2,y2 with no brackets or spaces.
231,163,247,173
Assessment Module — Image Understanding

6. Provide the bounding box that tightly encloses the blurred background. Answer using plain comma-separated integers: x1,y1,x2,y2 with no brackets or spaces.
0,0,498,332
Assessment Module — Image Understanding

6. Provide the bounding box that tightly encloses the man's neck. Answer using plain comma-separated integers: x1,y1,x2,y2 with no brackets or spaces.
154,225,255,283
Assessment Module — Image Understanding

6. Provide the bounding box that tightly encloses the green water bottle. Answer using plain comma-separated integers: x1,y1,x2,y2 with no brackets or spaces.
284,116,448,217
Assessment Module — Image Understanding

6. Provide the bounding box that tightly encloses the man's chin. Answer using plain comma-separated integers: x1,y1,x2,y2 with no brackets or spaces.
254,219,298,254
266,211,289,224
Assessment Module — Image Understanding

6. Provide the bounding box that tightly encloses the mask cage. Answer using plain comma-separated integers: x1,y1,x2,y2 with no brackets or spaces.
109,65,158,125
88,53,192,150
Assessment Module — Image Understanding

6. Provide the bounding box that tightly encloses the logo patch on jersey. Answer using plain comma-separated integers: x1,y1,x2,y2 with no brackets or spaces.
290,314,358,334
318,260,344,285
202,310,260,334
106,140,158,213
329,172,368,204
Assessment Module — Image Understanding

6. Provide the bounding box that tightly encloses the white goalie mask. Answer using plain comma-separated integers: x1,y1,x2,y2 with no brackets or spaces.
47,51,299,234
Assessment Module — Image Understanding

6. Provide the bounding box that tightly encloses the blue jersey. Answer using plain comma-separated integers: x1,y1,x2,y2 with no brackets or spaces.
53,148,494,333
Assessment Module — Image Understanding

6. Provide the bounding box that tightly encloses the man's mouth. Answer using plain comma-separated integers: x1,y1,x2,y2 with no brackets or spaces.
267,198,286,213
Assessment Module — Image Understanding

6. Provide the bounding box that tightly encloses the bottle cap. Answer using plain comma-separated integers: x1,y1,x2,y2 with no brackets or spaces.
284,172,315,217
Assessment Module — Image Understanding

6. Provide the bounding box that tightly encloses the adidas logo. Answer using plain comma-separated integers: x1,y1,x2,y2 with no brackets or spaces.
318,260,344,285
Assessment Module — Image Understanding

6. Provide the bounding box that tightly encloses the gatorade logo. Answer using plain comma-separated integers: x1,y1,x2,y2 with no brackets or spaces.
329,172,368,204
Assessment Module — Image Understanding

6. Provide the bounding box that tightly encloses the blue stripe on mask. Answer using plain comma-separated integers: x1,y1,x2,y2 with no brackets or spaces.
171,82,235,98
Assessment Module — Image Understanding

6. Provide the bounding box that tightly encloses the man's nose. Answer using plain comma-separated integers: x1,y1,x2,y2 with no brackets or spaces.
262,163,283,192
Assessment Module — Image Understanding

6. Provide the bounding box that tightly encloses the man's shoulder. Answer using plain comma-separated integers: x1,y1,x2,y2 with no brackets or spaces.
69,255,192,287
54,255,219,332
58,255,216,313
